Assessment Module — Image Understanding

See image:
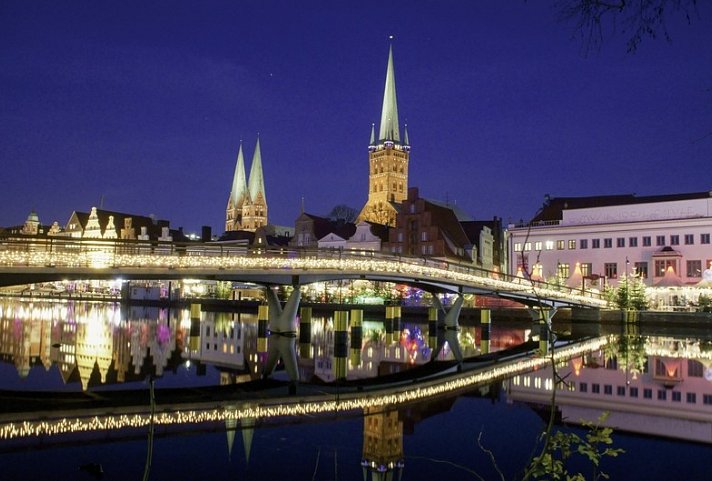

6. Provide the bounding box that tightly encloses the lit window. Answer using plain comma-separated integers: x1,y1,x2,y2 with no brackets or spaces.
556,240,565,250
568,240,576,249
557,263,570,278
524,242,531,251
534,241,542,251
545,240,554,250
634,262,648,278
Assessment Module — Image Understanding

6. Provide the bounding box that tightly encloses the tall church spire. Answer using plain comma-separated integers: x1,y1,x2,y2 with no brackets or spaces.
230,142,248,207
378,43,400,143
357,41,410,227
248,136,266,205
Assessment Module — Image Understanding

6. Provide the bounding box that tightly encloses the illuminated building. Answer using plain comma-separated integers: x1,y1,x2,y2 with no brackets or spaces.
63,206,183,241
508,191,712,288
225,137,268,232
358,43,410,227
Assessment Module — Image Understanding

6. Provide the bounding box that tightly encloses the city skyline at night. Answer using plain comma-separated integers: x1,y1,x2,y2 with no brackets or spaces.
1,1,710,233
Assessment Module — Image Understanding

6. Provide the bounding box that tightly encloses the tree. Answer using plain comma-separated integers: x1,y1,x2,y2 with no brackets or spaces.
556,0,701,53
613,274,649,310
327,204,358,223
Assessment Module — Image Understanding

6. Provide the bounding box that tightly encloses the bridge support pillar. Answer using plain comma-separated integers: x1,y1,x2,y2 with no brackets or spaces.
428,306,438,350
333,310,349,380
385,306,395,344
262,285,301,382
350,309,363,367
479,309,491,355
299,307,313,359
430,294,465,364
528,307,557,356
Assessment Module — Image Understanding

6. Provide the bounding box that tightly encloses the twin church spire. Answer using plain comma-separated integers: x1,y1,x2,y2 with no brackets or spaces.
359,41,411,227
225,137,267,232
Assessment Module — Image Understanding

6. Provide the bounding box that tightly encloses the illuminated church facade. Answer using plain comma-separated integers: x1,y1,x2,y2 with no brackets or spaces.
225,137,268,232
357,44,411,227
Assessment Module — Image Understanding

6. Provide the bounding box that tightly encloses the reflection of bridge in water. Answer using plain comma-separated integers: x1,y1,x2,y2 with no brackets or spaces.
0,238,604,308
0,337,608,442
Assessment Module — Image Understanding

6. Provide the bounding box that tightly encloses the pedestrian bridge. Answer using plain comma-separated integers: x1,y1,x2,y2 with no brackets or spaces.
0,237,605,308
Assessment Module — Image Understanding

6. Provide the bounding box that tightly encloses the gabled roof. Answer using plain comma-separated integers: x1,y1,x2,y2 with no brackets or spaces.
297,212,356,241
69,208,168,238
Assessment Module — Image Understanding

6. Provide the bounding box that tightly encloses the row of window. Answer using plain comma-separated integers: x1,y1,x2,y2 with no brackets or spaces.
553,259,709,278
515,233,711,252
579,382,712,404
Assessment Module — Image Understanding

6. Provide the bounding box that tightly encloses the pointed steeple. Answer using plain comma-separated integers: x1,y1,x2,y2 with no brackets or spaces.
378,43,400,143
403,123,409,146
230,142,248,207
369,123,375,145
247,136,266,204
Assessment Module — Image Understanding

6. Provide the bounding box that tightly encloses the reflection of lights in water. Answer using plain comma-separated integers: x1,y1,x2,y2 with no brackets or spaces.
0,337,609,440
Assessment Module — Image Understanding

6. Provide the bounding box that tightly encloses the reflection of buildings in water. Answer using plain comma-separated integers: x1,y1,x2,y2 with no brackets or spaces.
183,310,260,384
0,301,55,378
75,305,113,390
360,394,461,480
362,407,404,480
507,336,712,443
0,299,189,390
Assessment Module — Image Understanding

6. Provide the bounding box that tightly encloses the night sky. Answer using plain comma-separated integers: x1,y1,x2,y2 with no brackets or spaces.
1,1,710,234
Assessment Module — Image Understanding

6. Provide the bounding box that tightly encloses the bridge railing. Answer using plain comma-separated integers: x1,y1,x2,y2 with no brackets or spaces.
0,236,603,302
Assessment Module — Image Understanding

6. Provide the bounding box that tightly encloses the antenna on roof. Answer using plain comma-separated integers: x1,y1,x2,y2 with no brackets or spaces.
300,196,305,214
99,195,104,209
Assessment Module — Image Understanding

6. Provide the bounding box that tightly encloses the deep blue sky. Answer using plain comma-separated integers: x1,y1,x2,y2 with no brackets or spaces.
1,1,710,233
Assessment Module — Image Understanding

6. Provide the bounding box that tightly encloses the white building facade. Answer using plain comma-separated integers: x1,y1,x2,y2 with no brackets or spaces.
508,192,712,287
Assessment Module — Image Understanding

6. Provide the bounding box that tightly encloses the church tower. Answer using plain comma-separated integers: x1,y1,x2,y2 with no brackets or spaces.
225,142,248,232
226,137,268,232
357,43,410,227
242,137,268,231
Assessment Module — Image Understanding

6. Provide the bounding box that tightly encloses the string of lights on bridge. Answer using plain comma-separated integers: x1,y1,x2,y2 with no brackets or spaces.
0,336,609,440
0,243,606,307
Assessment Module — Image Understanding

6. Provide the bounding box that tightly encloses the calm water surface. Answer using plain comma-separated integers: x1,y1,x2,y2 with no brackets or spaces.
1,298,711,480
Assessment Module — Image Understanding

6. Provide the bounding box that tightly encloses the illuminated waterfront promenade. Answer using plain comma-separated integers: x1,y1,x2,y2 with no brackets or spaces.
0,238,605,308
0,336,609,441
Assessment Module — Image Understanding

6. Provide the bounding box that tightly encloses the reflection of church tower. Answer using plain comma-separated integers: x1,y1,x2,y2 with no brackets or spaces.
358,43,410,227
225,137,268,232
362,407,405,480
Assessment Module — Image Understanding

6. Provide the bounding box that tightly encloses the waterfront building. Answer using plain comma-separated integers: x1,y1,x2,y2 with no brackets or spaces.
383,187,505,270
225,138,268,232
291,212,356,249
63,206,184,241
357,44,411,227
507,191,712,288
